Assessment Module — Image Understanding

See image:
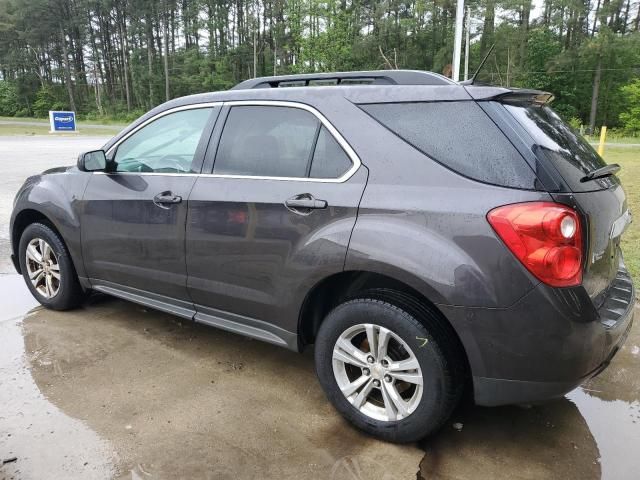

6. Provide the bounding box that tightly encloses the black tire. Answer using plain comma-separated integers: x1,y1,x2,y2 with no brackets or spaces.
18,222,85,310
314,295,463,443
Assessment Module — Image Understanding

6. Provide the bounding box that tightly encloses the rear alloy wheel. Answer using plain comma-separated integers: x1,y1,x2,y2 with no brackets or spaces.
315,297,461,443
19,222,85,310
332,323,423,422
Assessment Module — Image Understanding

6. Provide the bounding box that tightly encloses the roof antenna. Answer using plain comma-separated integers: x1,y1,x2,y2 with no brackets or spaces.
463,43,495,85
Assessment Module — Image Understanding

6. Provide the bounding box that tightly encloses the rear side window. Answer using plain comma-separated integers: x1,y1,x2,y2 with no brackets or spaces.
360,101,537,188
504,104,615,192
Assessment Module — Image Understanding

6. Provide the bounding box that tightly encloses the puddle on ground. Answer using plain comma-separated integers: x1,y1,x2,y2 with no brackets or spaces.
418,303,640,480
0,275,115,479
2,272,640,480
3,274,422,479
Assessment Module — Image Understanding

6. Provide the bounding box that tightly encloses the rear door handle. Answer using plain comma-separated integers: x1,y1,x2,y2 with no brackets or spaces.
153,191,182,209
285,194,328,213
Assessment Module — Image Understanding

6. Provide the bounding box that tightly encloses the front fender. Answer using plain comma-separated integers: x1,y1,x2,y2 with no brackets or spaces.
10,170,90,279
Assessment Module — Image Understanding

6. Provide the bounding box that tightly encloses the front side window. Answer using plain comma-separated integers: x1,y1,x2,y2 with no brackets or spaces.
114,108,213,173
213,105,353,179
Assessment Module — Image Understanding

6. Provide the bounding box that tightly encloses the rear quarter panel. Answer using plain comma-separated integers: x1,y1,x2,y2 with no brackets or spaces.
337,101,552,309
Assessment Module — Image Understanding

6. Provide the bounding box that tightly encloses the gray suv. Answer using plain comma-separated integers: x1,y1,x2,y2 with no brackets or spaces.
10,70,635,442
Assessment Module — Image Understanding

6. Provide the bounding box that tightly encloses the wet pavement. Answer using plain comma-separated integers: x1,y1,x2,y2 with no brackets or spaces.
1,275,422,479
1,273,639,480
2,136,640,479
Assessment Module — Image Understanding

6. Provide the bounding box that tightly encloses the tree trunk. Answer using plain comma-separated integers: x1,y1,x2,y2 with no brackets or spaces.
480,0,495,57
164,7,170,102
146,15,155,108
519,0,531,69
59,25,77,112
118,11,131,112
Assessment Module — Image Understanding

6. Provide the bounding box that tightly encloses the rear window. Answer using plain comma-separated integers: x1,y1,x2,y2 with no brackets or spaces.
504,104,616,192
360,101,538,189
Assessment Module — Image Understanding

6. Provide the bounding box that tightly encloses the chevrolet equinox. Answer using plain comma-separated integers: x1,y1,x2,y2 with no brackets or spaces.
10,70,635,442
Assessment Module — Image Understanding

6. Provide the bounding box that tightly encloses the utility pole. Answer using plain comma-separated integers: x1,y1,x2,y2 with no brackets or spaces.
273,37,277,76
452,0,465,81
464,7,470,81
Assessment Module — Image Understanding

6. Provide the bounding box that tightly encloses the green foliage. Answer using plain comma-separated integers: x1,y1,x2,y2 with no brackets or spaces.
567,117,582,130
620,79,640,135
0,81,19,116
0,0,637,133
32,85,67,117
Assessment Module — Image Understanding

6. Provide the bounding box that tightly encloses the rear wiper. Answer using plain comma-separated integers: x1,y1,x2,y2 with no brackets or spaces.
580,164,621,183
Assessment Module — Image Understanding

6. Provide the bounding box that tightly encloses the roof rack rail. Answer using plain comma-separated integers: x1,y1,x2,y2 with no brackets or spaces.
231,70,455,90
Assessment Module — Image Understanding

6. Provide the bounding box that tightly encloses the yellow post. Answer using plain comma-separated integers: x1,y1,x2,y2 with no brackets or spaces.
598,126,607,157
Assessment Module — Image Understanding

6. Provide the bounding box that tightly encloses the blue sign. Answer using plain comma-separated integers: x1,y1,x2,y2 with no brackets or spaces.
49,111,77,132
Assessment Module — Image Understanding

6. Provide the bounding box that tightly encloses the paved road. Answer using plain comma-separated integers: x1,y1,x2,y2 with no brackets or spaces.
1,135,640,479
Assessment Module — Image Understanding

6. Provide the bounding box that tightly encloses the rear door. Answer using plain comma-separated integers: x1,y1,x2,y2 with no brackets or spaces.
185,101,367,336
81,105,219,305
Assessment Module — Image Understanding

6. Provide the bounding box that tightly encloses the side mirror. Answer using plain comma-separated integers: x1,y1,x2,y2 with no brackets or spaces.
77,150,107,172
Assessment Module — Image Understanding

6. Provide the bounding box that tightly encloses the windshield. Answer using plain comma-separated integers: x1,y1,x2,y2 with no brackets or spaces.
505,103,617,192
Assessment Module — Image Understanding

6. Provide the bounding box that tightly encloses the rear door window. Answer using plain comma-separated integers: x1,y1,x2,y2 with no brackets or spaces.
504,104,616,192
213,105,353,180
310,126,352,178
360,101,538,189
214,105,318,178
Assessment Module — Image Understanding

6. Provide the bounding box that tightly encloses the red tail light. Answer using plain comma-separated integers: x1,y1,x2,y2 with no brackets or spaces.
487,202,583,287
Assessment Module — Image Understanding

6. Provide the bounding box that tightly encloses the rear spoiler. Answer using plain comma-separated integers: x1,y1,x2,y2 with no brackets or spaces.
464,86,554,105
496,89,554,105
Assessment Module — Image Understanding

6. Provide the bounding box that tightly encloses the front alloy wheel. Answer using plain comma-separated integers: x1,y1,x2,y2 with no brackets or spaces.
25,238,61,299
19,222,85,310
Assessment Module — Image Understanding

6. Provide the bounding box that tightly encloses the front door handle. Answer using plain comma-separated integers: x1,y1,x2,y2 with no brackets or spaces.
153,191,182,209
285,194,328,213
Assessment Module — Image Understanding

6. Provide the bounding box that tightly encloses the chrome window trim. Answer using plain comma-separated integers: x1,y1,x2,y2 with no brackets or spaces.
97,99,362,183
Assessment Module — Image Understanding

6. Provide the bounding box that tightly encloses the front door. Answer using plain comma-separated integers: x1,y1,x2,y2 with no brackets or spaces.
81,106,218,303
186,103,366,334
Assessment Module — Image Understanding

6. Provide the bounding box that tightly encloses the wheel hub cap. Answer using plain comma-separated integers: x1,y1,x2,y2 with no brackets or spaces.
332,323,424,422
25,238,60,299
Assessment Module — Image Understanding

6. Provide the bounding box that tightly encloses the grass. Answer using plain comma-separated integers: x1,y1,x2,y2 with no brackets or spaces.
584,135,640,145
604,146,640,285
0,119,122,136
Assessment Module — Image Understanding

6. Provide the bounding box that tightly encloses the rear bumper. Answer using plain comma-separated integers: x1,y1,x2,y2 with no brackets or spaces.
473,308,633,405
440,267,635,406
